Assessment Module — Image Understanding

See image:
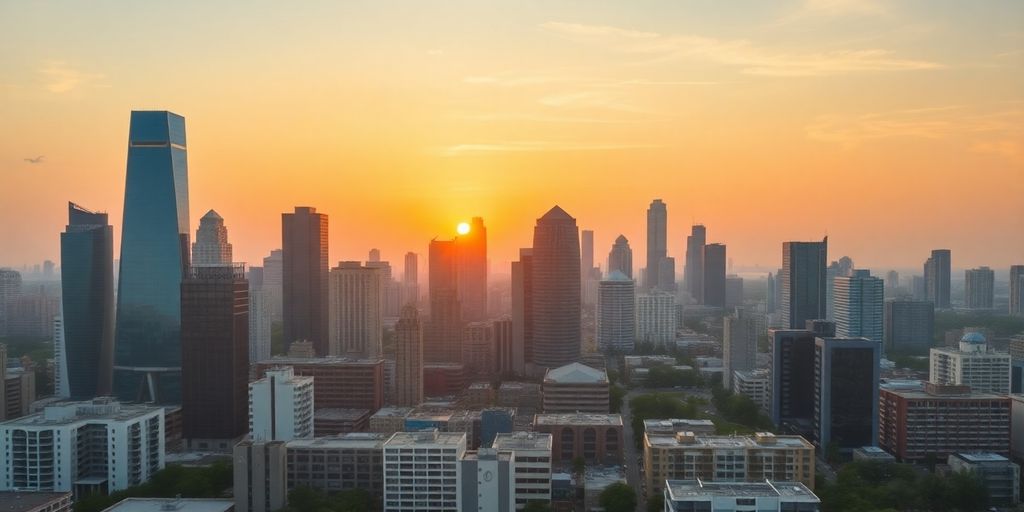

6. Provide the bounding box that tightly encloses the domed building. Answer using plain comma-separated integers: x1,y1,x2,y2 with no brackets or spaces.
930,331,1011,394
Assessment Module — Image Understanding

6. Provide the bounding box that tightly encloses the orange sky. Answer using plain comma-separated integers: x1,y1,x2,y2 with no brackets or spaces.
1,1,1022,275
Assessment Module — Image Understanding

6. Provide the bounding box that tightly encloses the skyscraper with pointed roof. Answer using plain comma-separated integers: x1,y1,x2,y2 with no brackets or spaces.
531,206,581,369
191,210,232,265
607,235,633,279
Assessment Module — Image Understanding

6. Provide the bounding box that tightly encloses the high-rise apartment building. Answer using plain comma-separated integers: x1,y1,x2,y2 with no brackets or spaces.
780,238,828,329
511,248,533,375
262,249,283,322
636,292,675,346
395,305,424,407
645,199,669,291
924,249,951,309
814,337,880,452
825,256,854,320
328,261,382,358
282,206,329,356
964,266,995,309
181,264,249,449
492,432,553,509
833,269,883,345
59,202,114,398
597,271,636,352
702,243,726,308
530,206,581,369
930,332,1011,394
1010,265,1024,316
427,238,462,363
883,300,933,353
457,217,488,322
383,431,466,512
249,367,314,441
114,111,190,404
191,210,232,265
0,269,22,336
684,225,706,302
247,266,272,363
723,307,762,391
607,235,633,279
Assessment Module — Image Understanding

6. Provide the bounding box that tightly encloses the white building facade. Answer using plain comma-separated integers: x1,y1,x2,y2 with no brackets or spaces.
248,367,314,441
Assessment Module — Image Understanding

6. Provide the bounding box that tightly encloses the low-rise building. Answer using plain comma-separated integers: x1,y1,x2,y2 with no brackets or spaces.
383,430,466,511
583,465,625,512
533,413,623,466
878,381,1011,462
643,418,716,436
253,356,384,412
492,432,553,509
233,439,286,512
947,453,1019,506
644,432,815,495
368,407,412,435
497,382,541,411
459,448,515,512
930,333,1011,395
0,491,72,512
313,408,370,436
733,369,771,412
0,399,164,496
852,446,896,463
423,363,466,397
542,363,609,413
100,498,234,511
663,480,820,512
286,433,386,501
460,381,494,408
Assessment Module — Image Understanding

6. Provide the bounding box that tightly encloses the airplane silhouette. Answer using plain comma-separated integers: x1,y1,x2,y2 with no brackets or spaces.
24,155,44,164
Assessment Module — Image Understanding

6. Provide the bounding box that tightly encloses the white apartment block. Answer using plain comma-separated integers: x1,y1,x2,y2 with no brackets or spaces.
636,292,676,346
249,367,314,442
0,399,164,495
733,369,771,412
492,432,553,509
930,333,1011,395
383,430,466,511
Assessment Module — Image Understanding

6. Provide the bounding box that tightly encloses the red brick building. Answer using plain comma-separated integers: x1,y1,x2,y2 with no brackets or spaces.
533,413,623,466
254,357,384,412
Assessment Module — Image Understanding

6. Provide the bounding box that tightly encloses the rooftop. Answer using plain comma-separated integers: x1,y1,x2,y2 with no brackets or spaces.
255,356,384,366
544,362,608,384
0,491,70,511
385,430,466,447
953,452,1011,464
371,407,413,418
665,480,819,502
585,465,626,489
287,432,386,450
314,408,371,421
644,419,715,433
535,413,623,427
646,432,813,450
1,398,161,427
492,431,553,451
100,498,234,512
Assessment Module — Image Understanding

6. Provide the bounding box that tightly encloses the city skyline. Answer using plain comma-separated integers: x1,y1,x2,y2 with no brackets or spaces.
2,2,1023,272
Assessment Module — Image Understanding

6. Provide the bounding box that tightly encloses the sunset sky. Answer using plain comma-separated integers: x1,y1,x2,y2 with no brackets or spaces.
2,1,1022,275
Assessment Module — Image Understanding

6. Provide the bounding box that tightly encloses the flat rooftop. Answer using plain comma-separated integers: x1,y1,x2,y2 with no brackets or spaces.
882,388,1007,400
100,498,234,512
954,452,1010,463
665,480,819,502
492,431,553,450
535,413,622,427
384,430,466,447
2,399,161,427
0,491,70,511
255,356,384,366
314,408,371,421
371,407,413,418
646,433,812,450
287,432,386,450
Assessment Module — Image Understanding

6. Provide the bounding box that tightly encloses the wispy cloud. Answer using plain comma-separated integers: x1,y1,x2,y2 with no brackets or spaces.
440,141,660,156
541,21,943,76
778,0,889,23
38,61,105,93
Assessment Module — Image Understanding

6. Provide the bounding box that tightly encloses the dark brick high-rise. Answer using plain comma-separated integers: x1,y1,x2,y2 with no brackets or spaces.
282,206,329,355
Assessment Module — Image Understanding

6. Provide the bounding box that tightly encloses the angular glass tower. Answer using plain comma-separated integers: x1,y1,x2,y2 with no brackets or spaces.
60,202,115,398
114,111,190,404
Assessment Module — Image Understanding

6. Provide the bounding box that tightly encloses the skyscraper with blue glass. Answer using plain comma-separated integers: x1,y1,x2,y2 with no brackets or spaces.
113,111,191,404
60,202,115,398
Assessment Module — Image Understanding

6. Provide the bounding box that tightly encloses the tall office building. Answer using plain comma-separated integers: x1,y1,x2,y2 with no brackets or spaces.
531,206,581,369
766,272,777,314
263,249,283,322
181,264,249,448
1010,265,1024,316
607,235,633,279
511,249,533,375
780,238,828,329
249,367,314,441
394,305,423,407
636,293,676,346
723,308,762,391
461,322,493,376
924,249,951,309
427,238,462,363
54,315,69,398
725,276,744,309
282,206,329,355
191,210,232,265
825,256,854,320
883,300,934,353
814,337,880,452
60,202,114,398
248,266,272,362
0,269,22,336
702,243,727,308
581,230,595,275
965,266,995,310
113,110,191,404
833,269,884,345
403,251,419,306
597,271,636,352
684,225,706,302
493,318,515,376
328,261,382,358
645,199,669,291
457,217,488,322
770,321,835,432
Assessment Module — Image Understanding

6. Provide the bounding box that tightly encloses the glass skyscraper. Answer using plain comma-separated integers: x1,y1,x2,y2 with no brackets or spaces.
60,202,115,398
113,110,191,404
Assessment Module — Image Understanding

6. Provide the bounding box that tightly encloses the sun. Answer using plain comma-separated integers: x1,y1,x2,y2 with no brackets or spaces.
456,222,471,235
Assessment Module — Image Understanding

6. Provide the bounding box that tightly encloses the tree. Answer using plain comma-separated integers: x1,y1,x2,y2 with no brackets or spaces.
647,492,665,512
573,456,586,477
599,482,637,512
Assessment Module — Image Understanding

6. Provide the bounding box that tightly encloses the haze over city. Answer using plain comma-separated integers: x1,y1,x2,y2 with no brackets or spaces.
2,1,1022,272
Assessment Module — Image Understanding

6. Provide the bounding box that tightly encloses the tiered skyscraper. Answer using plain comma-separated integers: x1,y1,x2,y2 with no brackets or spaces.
596,271,635,352
780,238,828,329
684,224,706,302
191,210,232,265
394,305,423,407
702,243,727,308
328,261,382,358
607,235,633,278
924,249,951,309
645,199,673,291
427,238,462,362
282,206,329,355
832,269,884,345
531,206,581,369
113,110,191,404
60,202,114,398
456,217,487,322
964,266,994,310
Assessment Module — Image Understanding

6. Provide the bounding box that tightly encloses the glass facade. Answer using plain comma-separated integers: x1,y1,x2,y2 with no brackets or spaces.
60,202,115,398
113,111,190,404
